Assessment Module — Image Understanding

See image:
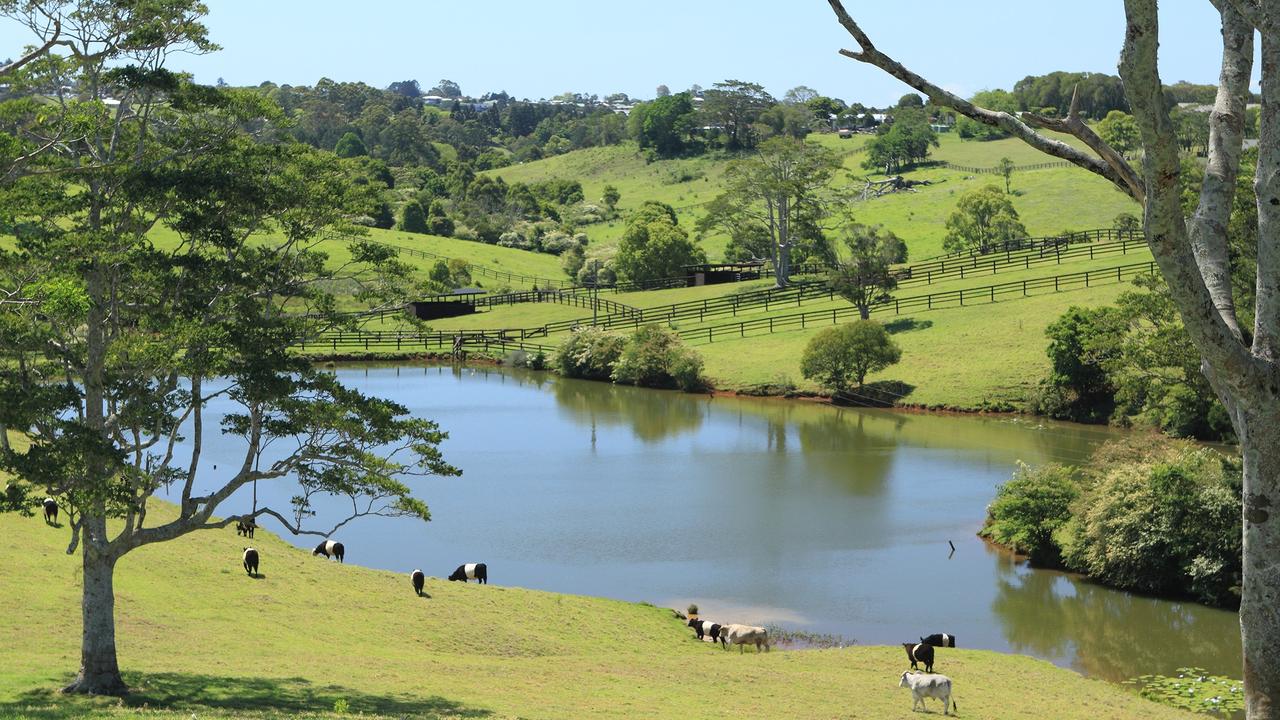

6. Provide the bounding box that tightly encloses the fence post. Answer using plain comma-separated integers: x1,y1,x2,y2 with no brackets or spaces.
895,298,899,314
959,289,964,306
990,286,995,302
1085,270,1090,287
1055,277,1060,291
1023,279,1027,296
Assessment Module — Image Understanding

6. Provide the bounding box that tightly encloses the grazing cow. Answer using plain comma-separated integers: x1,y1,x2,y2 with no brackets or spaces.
904,642,935,673
313,540,345,562
242,547,259,576
722,624,770,654
411,569,425,596
921,633,957,648
235,518,256,538
900,671,956,715
42,498,58,524
686,618,728,648
448,563,487,584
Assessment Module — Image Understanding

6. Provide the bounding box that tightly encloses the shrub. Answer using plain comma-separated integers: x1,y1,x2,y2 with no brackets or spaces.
799,320,901,395
1062,445,1241,607
554,327,625,381
979,463,1078,565
612,325,705,391
539,231,576,255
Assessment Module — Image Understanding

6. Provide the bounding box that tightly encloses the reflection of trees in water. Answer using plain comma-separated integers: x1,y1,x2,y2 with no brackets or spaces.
795,409,904,496
552,378,705,443
990,551,1240,681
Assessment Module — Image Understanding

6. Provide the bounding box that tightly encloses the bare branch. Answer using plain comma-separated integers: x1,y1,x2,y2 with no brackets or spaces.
826,0,1144,202
1022,86,1146,203
0,17,60,77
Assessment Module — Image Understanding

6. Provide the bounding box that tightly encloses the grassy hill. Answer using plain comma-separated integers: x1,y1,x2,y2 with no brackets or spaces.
0,504,1195,719
487,134,1139,261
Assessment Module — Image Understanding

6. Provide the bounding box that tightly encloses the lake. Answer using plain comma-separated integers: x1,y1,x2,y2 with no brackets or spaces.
167,364,1241,683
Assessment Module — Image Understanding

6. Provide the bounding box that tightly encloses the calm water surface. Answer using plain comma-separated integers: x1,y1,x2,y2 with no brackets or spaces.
169,365,1240,683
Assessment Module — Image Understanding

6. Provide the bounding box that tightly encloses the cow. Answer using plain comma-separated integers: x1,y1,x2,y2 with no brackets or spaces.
921,633,957,648
42,498,58,524
448,563,487,584
900,671,956,715
411,569,426,596
686,618,727,648
904,642,935,673
242,547,259,577
313,540,344,562
235,518,256,538
722,624,770,653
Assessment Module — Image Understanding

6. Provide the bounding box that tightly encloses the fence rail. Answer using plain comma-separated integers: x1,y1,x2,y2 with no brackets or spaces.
302,327,555,355
681,260,1159,345
895,234,1148,287
911,228,1143,265
936,159,1073,174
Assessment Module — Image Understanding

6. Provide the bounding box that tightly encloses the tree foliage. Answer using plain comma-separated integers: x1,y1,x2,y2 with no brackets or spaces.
799,320,901,394
611,325,706,392
614,202,705,283
700,79,772,149
942,185,1028,254
980,463,1079,565
827,224,907,319
862,107,937,173
629,92,697,157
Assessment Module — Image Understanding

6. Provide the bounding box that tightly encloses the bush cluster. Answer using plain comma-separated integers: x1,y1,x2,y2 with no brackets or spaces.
552,325,705,392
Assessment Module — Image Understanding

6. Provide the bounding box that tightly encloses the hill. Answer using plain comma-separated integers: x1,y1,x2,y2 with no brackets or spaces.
0,504,1194,719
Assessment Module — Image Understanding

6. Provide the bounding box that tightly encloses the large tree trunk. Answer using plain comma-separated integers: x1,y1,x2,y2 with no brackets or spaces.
63,516,127,696
1239,407,1280,718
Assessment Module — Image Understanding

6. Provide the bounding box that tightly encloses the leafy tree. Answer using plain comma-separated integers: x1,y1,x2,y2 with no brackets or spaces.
828,224,907,319
998,157,1015,193
1011,71,1128,119
655,84,671,97
628,92,697,157
426,200,454,236
896,92,924,108
400,200,429,233
701,79,773,149
1171,107,1211,155
1096,110,1140,156
611,325,705,391
373,200,396,229
955,89,1019,140
576,258,616,287
699,138,842,286
614,202,705,284
783,85,820,105
602,184,621,212
1034,306,1123,422
387,79,421,98
0,3,459,696
1113,212,1142,234
334,131,368,158
980,463,1079,565
429,78,462,98
942,185,1028,254
554,327,626,380
861,107,937,173
800,320,901,394
561,244,586,279
806,95,845,126
758,102,813,139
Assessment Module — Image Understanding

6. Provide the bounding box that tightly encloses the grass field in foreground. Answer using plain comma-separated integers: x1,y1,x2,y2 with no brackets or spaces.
0,504,1193,720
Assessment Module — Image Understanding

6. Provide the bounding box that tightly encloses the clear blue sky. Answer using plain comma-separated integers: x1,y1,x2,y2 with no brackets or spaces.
1,1,1252,105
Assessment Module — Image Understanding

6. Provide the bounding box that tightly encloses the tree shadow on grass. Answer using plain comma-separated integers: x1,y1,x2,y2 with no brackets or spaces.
834,380,916,408
883,317,933,334
0,672,491,719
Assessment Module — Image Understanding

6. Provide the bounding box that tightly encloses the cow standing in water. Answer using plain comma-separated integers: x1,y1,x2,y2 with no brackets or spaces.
448,563,487,584
313,540,345,562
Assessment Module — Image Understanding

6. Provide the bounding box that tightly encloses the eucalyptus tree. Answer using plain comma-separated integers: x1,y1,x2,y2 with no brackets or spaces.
828,1,1279,715
0,1,458,696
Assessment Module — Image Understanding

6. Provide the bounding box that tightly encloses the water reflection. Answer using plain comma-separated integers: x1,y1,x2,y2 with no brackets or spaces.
553,378,706,443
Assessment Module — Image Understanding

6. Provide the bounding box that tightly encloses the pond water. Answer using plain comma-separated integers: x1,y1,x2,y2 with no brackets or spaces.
167,364,1241,683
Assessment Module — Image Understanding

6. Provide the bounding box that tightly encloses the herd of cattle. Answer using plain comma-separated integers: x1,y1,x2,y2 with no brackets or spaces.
38,501,960,715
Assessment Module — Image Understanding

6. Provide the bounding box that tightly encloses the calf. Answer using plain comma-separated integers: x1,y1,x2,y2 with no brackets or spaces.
448,562,487,584
903,642,935,673
242,547,259,576
686,618,727,649
313,540,345,562
42,498,58,524
235,518,256,538
411,569,426,596
899,671,956,715
921,633,957,648
722,624,770,654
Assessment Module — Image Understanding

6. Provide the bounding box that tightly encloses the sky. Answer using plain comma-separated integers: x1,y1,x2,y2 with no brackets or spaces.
0,1,1255,106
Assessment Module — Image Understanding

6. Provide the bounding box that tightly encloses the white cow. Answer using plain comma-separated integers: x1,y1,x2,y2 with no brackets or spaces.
721,624,770,653
899,671,956,715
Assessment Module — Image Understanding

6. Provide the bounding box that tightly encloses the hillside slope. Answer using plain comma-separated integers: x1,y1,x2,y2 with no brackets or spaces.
0,504,1194,719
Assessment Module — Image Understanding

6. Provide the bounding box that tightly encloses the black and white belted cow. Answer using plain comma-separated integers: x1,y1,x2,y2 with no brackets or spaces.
235,518,256,538
242,547,259,576
921,633,957,648
687,618,728,648
42,498,58,524
448,563,487,584
313,540,345,563
411,569,426,596
903,642,935,673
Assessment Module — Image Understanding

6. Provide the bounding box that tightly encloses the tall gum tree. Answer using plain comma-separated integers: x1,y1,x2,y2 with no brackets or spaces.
0,2,458,696
826,1,1276,715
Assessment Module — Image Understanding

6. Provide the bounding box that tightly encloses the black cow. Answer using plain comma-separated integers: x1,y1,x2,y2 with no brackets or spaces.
448,562,487,584
242,547,259,576
687,618,727,649
235,518,256,538
411,569,426,596
904,642,935,673
42,498,58,524
921,633,957,648
313,540,345,562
